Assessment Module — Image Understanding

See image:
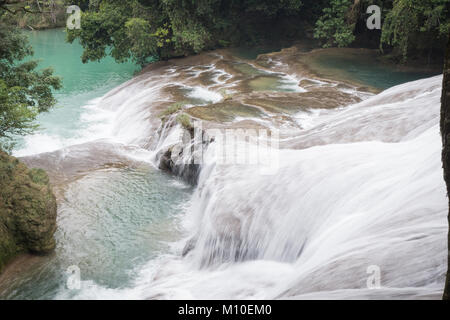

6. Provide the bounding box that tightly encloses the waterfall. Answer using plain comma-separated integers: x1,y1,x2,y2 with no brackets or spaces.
135,75,447,300
17,50,445,300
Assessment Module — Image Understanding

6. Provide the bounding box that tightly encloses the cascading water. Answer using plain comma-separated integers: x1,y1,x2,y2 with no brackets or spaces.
47,74,447,300
1,33,446,300
125,75,446,300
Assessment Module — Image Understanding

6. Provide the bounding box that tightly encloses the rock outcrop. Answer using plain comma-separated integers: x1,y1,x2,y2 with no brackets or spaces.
441,38,450,300
0,150,57,273
157,125,213,186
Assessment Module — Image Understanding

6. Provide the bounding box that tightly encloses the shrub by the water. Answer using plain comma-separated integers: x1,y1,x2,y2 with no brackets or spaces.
0,151,57,273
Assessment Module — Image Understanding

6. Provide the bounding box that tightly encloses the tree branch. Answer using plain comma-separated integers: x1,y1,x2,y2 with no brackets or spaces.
0,0,51,14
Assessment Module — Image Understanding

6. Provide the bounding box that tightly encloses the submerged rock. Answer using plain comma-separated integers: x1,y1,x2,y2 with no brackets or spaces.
0,151,57,273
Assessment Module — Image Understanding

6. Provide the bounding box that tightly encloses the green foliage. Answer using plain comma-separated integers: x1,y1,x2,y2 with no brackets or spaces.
65,0,100,11
176,113,192,130
124,17,160,66
28,168,49,185
66,0,448,65
381,0,450,61
66,0,166,65
0,20,61,150
314,0,355,48
0,79,38,140
161,0,214,53
67,0,306,65
159,101,185,119
313,0,449,60
0,150,57,272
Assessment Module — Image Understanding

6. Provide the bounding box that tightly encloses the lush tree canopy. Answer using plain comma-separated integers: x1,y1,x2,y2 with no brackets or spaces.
313,0,449,60
381,0,450,61
66,0,449,66
314,0,356,48
67,0,306,66
0,12,61,151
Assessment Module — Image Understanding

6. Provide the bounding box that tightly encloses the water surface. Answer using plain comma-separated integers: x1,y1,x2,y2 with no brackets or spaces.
0,166,192,299
1,31,445,300
307,48,440,90
15,29,137,155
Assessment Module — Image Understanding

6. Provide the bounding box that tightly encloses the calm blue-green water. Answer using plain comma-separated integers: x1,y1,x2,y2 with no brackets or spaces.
14,29,137,155
0,166,192,299
1,29,193,300
312,52,440,90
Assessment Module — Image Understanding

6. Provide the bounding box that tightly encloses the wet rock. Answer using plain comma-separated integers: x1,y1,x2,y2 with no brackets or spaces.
187,102,263,123
158,148,201,186
243,89,360,115
182,236,197,257
157,127,212,186
20,141,145,188
298,79,319,88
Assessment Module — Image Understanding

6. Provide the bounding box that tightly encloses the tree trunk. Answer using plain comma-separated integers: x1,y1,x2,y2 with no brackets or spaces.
441,37,450,300
50,0,56,24
346,0,361,30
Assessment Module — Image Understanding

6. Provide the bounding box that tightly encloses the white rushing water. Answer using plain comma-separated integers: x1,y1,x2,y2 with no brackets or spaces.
53,73,447,300
9,32,445,300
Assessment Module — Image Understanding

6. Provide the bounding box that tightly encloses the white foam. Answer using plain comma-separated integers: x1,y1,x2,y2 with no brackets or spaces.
187,86,223,104
138,75,447,300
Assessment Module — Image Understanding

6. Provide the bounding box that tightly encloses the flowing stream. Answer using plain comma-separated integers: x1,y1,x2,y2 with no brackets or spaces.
0,30,446,300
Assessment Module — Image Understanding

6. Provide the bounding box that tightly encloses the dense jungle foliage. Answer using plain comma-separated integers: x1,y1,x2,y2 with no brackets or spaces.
2,1,449,65
62,0,449,65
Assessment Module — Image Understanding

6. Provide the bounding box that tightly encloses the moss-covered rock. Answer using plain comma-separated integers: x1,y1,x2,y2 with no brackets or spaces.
176,113,194,131
159,101,186,120
0,150,57,273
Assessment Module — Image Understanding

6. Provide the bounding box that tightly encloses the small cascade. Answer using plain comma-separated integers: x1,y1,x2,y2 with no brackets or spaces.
52,61,445,300
140,76,447,300
5,44,446,300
